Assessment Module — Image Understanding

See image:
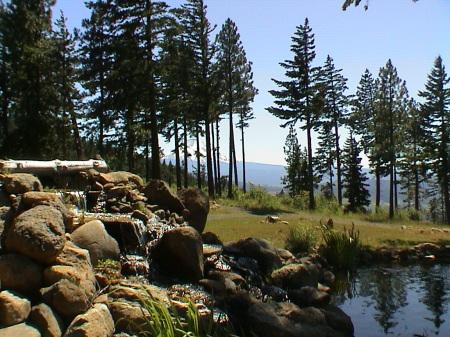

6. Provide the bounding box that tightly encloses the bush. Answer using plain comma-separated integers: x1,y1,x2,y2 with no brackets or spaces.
285,224,318,254
320,223,361,269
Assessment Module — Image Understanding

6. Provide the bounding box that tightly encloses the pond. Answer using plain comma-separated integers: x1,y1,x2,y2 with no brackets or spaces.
332,262,450,337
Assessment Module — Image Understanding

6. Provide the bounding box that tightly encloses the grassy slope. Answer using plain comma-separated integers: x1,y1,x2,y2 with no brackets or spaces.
205,205,450,249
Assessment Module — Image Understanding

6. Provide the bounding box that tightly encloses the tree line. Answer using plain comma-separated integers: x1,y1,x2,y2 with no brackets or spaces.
269,18,450,224
0,0,257,199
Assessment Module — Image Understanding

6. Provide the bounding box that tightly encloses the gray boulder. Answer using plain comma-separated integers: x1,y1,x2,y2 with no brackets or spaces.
152,226,204,282
0,253,43,297
5,205,66,264
177,188,209,234
71,220,120,266
0,290,31,326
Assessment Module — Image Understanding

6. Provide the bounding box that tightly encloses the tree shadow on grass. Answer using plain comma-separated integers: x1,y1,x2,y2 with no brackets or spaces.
382,239,450,248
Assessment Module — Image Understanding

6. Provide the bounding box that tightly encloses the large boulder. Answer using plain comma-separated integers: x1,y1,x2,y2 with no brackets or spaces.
177,188,209,233
98,171,144,190
0,253,43,297
71,220,120,266
40,279,90,322
64,303,114,337
271,263,319,289
5,205,66,264
22,191,75,231
0,323,41,337
53,241,97,299
224,238,283,275
2,173,43,195
152,226,204,282
0,290,31,326
29,303,65,337
143,180,185,215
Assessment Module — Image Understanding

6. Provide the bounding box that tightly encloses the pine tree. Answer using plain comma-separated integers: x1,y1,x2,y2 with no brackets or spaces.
1,0,60,158
53,12,83,159
180,0,217,197
316,55,349,204
267,18,319,210
283,125,309,197
342,133,370,212
418,56,450,225
215,18,257,196
0,3,10,141
376,59,408,218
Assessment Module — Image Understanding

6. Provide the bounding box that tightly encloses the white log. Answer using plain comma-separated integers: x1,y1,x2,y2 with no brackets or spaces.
0,159,109,176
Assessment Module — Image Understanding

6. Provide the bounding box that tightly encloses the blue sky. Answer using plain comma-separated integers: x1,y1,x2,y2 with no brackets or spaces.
53,0,450,166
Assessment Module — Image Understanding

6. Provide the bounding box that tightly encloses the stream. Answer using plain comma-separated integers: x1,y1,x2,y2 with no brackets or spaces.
332,262,450,337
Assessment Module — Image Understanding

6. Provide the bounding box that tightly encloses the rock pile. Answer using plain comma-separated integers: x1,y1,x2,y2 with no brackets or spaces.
0,172,354,337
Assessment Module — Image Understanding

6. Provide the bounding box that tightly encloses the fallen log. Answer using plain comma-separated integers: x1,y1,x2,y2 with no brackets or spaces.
0,159,109,176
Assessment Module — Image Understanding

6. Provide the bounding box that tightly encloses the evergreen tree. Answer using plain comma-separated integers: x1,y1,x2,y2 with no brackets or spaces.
215,18,257,196
267,18,319,210
282,125,309,197
376,59,408,218
351,69,387,209
418,56,450,225
180,0,217,197
0,2,10,141
53,12,83,159
342,133,370,212
316,55,349,205
1,0,60,158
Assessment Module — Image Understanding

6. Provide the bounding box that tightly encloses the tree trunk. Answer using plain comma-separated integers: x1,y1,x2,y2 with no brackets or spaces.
241,125,247,193
211,120,218,192
216,119,222,196
196,124,201,189
0,159,109,175
306,117,315,210
183,117,189,188
174,120,182,190
334,120,342,205
228,112,234,198
205,116,215,198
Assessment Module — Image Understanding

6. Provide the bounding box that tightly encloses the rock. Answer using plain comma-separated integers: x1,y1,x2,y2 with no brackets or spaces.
64,303,114,337
152,226,204,282
0,253,43,297
0,290,31,326
207,270,247,287
271,263,319,289
177,188,209,233
5,205,66,264
43,265,83,287
224,238,283,275
98,171,144,190
201,232,223,245
29,303,65,337
54,241,97,299
320,305,354,337
288,286,331,308
108,283,168,304
2,173,43,194
21,191,75,231
108,300,151,334
143,180,185,215
0,322,41,337
71,220,120,266
40,279,90,322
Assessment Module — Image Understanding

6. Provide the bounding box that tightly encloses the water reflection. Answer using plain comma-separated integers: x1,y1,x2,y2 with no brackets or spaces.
331,263,450,337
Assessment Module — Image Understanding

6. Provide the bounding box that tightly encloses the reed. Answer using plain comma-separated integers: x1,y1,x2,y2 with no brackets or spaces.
285,224,318,254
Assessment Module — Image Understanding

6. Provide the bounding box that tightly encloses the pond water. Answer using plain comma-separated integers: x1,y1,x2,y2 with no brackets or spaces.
332,262,450,337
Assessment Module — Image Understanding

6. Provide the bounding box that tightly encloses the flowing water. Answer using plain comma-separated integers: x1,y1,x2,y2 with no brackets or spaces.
332,262,450,337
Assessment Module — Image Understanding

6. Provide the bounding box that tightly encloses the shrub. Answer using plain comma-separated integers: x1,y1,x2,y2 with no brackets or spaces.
285,224,318,254
320,223,361,269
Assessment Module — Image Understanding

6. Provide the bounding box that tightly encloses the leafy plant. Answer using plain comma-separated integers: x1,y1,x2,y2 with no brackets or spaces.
125,288,238,337
320,223,361,269
285,224,318,254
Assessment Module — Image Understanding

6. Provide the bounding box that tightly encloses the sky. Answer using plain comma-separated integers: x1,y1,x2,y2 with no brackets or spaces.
52,0,450,166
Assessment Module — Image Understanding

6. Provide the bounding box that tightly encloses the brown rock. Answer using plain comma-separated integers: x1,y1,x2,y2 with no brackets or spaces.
143,179,185,215
2,173,43,195
29,303,65,337
271,263,319,289
99,171,144,190
0,322,41,337
5,205,66,264
0,253,43,297
41,279,90,321
0,290,31,326
108,300,151,334
152,226,204,282
64,303,114,337
288,286,331,308
177,188,209,233
71,220,120,266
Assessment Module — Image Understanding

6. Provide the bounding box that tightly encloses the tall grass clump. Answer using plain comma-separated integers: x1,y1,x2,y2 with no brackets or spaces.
320,223,361,269
285,224,318,254
236,184,284,214
125,289,238,337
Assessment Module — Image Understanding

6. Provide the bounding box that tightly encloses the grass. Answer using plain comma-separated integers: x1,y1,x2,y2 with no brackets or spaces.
205,203,450,250
321,223,361,269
